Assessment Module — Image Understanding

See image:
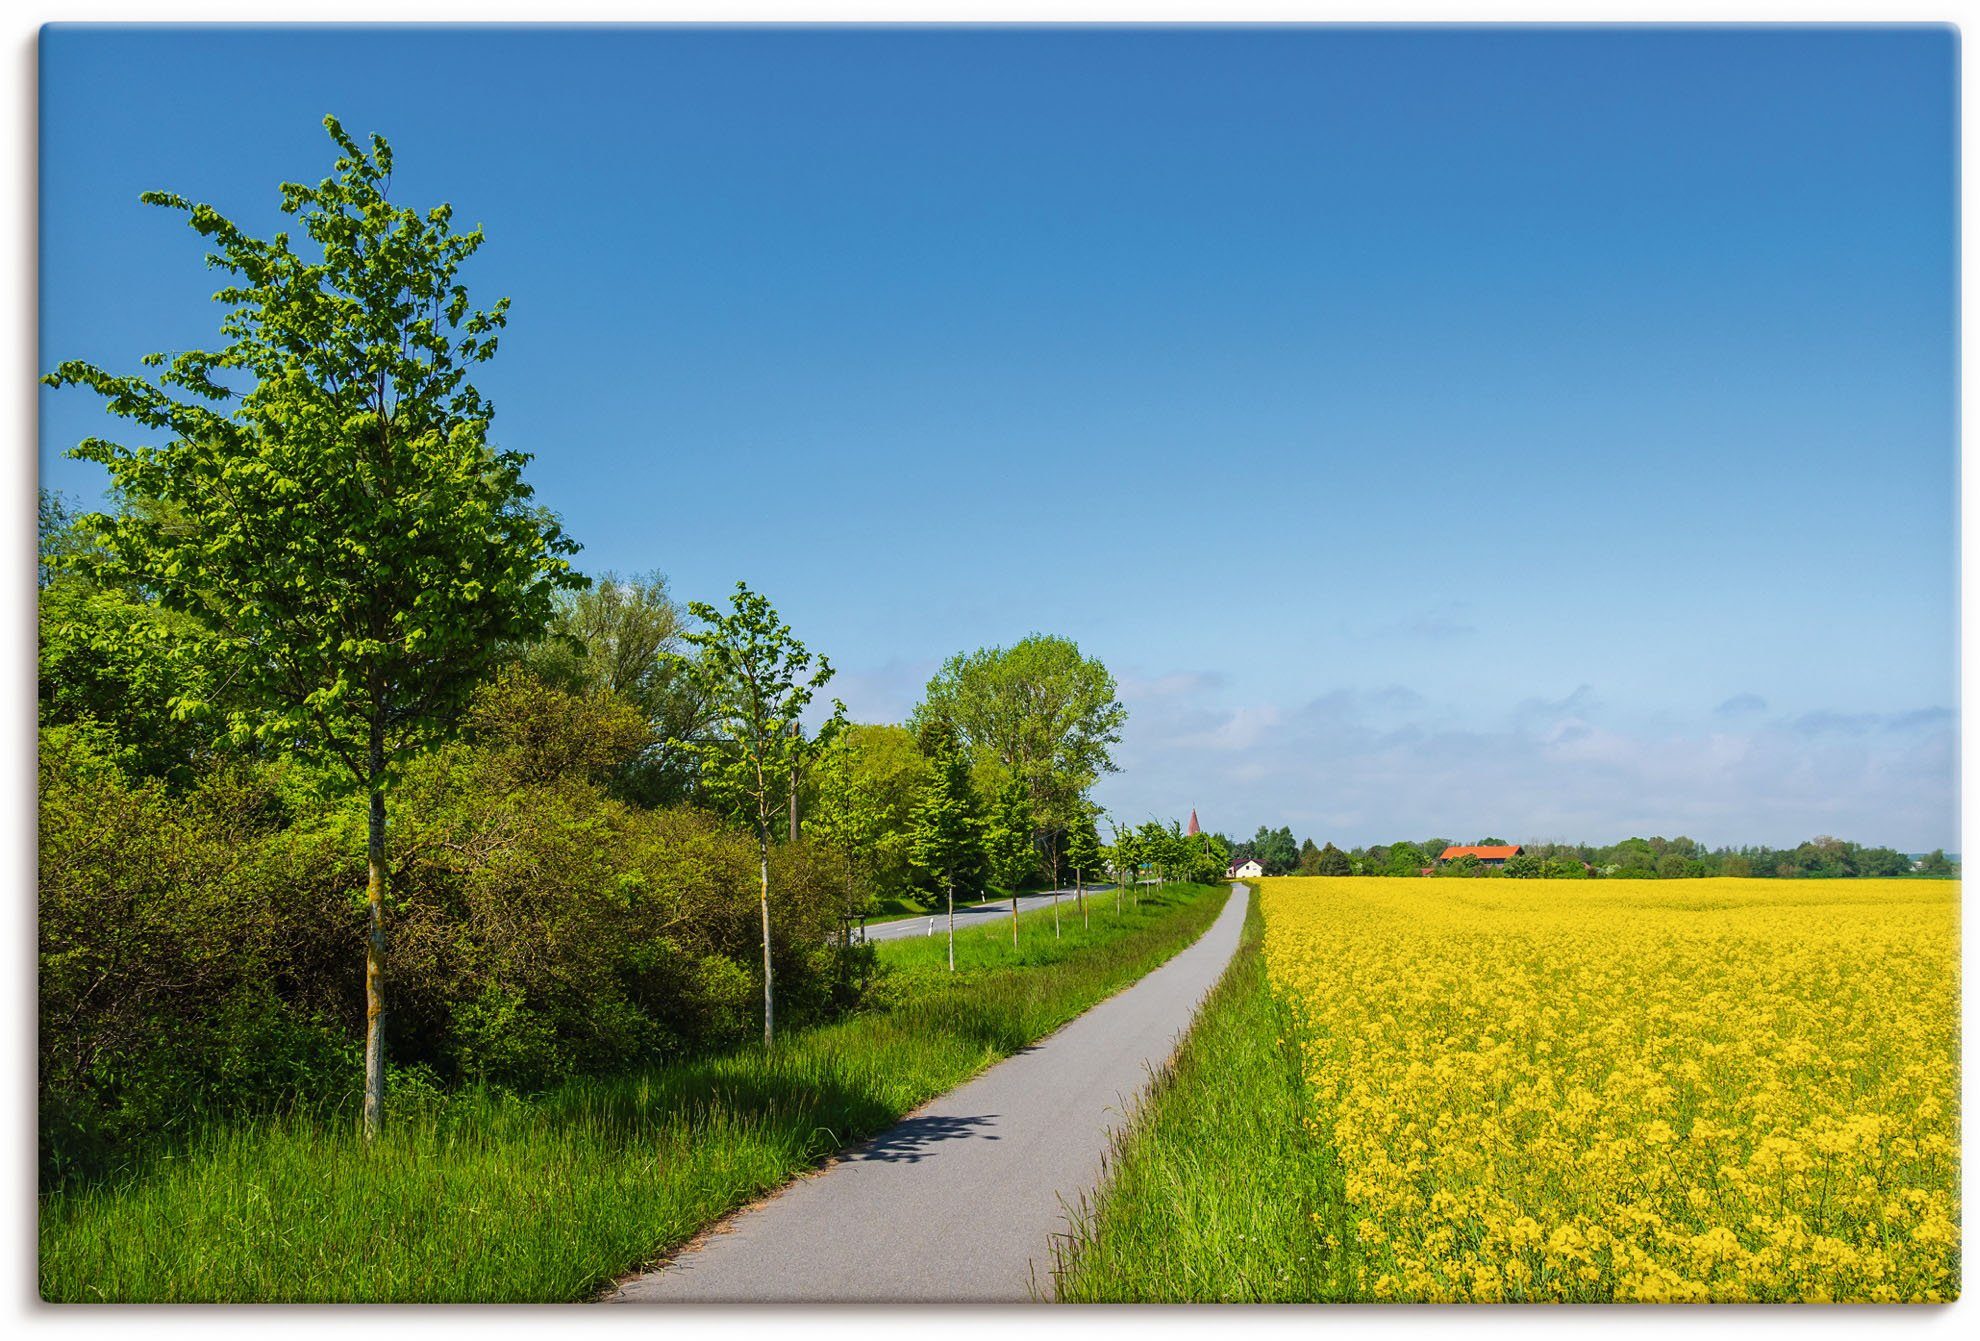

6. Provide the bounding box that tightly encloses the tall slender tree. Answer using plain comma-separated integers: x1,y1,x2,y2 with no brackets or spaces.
908,723,980,972
984,776,1038,949
670,582,845,1045
42,119,581,1135
1110,823,1140,913
1063,805,1102,931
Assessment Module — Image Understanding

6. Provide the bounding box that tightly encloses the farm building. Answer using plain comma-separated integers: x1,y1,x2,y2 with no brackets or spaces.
1227,857,1266,879
1439,844,1523,868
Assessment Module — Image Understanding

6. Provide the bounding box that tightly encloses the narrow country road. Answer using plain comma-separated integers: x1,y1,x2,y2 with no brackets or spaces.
855,886,1117,944
609,883,1250,1304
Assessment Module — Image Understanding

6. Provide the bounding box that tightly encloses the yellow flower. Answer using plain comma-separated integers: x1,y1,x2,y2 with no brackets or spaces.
1258,875,1961,1303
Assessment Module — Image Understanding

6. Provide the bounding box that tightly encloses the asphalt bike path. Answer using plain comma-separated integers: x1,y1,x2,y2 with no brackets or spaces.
609,882,1251,1303
856,886,1117,944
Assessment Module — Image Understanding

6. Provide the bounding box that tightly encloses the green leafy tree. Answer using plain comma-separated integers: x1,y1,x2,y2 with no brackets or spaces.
908,723,981,971
806,737,887,935
1109,822,1141,913
911,634,1125,890
1385,841,1428,877
1062,803,1102,930
1295,837,1323,875
670,582,845,1044
1195,830,1233,882
983,776,1039,948
1250,825,1299,875
1314,842,1353,876
1136,820,1171,895
42,119,581,1134
815,724,936,909
1502,852,1544,878
524,571,706,806
1918,849,1956,877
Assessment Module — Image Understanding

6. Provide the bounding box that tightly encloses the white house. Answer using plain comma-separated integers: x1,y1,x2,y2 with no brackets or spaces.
1226,857,1266,879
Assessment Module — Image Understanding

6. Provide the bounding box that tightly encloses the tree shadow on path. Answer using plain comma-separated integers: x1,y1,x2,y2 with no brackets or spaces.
844,1113,1000,1163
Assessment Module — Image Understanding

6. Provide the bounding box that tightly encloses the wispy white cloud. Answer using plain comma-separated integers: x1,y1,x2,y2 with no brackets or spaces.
1094,677,1957,851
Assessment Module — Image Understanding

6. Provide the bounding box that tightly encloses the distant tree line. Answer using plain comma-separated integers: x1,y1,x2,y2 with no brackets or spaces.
1219,825,1955,880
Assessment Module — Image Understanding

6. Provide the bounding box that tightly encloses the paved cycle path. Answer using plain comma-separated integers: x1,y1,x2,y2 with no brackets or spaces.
608,883,1250,1304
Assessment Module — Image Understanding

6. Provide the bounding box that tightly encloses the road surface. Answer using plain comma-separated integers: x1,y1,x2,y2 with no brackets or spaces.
609,882,1249,1304
855,887,1115,944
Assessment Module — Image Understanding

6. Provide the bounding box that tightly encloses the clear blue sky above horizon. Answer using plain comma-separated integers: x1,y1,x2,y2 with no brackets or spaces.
39,25,1959,850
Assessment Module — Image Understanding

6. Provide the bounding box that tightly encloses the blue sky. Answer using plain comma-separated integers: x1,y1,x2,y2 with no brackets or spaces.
39,25,1959,849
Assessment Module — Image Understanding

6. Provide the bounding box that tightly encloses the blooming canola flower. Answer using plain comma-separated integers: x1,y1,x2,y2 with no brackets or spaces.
1260,876,1961,1302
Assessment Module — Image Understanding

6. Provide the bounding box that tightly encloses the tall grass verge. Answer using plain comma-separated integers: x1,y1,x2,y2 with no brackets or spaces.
40,883,1223,1302
1050,889,1355,1301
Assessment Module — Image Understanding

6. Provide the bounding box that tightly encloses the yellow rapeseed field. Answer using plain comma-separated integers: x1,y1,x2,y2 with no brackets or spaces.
1260,877,1960,1302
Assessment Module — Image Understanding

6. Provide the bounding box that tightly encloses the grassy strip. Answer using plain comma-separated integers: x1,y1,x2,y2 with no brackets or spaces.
1050,889,1355,1302
40,882,1223,1302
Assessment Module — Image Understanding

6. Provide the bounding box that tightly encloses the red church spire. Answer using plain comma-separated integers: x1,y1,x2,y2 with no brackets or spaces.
1186,808,1200,836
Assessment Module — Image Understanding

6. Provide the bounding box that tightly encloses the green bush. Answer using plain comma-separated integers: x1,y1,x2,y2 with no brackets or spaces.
38,670,875,1186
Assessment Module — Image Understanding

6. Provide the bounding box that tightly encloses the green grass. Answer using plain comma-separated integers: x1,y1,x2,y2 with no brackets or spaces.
863,892,935,920
39,882,1224,1302
1050,890,1356,1302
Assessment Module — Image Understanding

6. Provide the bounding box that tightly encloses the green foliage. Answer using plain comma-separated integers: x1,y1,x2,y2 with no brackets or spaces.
43,117,581,788
1917,849,1957,877
37,667,871,1186
912,633,1125,864
1243,825,1300,875
1182,829,1233,883
1383,841,1427,877
670,582,845,841
907,723,982,898
1062,803,1104,881
983,775,1039,893
38,733,357,1187
809,723,933,912
1109,822,1144,889
38,577,220,785
1313,842,1352,877
523,571,706,806
1502,852,1544,878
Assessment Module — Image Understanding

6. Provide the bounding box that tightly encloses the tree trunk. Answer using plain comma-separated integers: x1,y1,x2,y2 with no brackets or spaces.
759,841,774,1046
362,739,387,1140
1051,847,1061,938
946,875,955,973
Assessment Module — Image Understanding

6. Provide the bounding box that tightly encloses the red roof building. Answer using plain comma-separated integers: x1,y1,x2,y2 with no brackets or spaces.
1186,809,1201,836
1439,844,1523,866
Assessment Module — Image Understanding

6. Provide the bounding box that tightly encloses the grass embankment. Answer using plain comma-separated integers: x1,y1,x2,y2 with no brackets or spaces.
41,882,1223,1303
1052,888,1356,1302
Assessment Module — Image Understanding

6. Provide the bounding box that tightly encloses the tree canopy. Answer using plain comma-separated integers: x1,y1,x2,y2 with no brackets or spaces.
911,634,1125,854
42,117,581,1136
